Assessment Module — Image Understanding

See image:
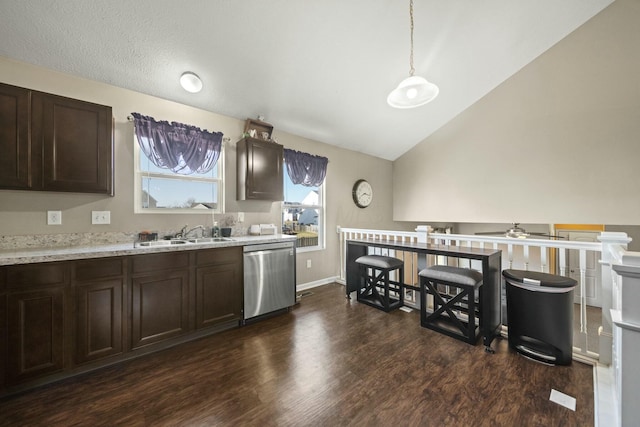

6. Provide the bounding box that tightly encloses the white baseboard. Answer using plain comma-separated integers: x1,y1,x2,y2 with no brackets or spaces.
296,276,339,292
594,363,618,427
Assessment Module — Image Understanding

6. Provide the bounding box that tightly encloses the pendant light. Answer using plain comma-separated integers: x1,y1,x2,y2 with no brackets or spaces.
387,0,439,108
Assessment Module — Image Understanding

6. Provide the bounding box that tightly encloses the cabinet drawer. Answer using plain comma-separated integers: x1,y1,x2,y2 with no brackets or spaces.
5,263,69,290
75,258,124,281
196,247,242,266
132,252,190,274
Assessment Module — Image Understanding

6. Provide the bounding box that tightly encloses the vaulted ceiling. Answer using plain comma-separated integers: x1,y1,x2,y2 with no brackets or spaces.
0,0,614,160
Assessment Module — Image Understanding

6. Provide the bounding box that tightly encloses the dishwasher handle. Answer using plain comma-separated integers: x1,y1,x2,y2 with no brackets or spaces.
243,241,295,253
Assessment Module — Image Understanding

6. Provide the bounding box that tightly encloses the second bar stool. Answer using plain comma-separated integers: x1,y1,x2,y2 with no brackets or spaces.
418,265,483,344
355,255,404,312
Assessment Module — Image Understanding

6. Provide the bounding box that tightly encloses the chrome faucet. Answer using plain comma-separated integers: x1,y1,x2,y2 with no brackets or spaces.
176,224,205,239
182,225,205,239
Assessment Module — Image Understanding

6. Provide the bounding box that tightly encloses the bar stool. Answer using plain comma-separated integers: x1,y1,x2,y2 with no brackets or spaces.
355,255,404,312
418,265,483,344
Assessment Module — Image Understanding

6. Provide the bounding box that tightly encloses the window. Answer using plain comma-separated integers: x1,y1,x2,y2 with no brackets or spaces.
131,113,224,214
282,167,325,251
134,139,224,213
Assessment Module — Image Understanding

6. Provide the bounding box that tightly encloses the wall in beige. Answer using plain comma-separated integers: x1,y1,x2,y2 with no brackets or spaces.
0,57,408,284
393,0,640,226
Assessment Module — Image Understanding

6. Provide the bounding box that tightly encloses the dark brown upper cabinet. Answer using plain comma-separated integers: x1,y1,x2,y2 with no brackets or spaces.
236,137,284,201
0,82,114,195
0,84,30,189
33,92,113,194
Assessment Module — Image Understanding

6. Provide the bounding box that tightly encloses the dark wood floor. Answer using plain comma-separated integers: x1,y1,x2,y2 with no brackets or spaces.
1,283,593,426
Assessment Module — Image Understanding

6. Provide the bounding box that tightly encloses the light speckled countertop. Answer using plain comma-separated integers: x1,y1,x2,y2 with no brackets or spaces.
0,234,296,266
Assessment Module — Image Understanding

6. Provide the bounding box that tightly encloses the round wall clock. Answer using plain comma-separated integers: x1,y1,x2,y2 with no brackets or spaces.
352,179,373,208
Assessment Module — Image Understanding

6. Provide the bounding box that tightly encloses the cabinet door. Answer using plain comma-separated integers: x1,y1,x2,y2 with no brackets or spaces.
0,291,6,391
76,278,123,364
7,288,65,385
32,92,113,194
196,262,242,329
131,270,190,349
0,83,31,189
237,138,283,200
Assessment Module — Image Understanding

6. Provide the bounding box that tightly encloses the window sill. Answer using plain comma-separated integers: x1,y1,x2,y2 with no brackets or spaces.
296,245,324,254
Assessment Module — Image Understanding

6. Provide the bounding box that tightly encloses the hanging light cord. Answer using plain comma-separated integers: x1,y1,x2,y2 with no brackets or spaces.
409,0,415,77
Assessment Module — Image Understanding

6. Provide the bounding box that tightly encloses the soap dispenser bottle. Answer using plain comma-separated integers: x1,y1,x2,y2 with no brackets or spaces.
212,221,220,238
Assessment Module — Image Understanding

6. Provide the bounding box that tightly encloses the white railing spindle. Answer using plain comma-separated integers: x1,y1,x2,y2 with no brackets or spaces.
559,249,567,276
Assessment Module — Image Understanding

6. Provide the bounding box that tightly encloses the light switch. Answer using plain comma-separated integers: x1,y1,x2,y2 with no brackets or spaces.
237,212,244,223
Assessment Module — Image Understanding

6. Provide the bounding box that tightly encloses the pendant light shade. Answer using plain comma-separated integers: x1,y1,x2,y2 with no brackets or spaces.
387,75,439,108
180,71,203,93
388,0,439,108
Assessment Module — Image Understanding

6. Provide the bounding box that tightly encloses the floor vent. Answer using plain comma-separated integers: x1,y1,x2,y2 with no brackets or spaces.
298,291,314,298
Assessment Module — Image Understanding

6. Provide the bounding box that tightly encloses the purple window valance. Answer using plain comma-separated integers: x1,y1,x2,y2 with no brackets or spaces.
283,148,328,187
132,112,223,175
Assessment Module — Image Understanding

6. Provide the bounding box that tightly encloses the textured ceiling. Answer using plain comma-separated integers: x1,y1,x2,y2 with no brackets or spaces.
0,0,613,160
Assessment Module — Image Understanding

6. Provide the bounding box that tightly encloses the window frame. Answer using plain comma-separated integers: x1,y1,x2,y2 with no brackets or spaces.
281,168,326,253
133,138,225,214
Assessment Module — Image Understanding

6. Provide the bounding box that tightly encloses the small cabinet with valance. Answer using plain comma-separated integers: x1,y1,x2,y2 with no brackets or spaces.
236,136,284,201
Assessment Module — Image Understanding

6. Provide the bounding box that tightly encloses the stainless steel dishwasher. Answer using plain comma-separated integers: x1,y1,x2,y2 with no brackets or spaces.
243,241,296,321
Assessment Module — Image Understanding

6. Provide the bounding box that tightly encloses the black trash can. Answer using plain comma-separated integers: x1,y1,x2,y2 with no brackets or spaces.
502,269,577,365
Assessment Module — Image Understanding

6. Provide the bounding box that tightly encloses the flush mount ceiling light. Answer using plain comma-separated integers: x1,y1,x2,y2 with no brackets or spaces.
387,0,439,109
179,71,203,93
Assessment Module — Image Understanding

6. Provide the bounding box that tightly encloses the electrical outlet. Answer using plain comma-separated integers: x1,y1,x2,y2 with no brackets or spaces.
237,212,244,223
306,259,312,268
92,210,111,225
47,210,62,225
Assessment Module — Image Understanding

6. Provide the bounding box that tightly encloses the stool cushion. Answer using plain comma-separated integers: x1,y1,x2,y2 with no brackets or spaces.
355,255,403,270
419,265,482,286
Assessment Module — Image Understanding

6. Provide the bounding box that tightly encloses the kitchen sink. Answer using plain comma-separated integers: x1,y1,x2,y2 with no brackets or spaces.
188,237,234,244
137,239,191,247
136,237,234,247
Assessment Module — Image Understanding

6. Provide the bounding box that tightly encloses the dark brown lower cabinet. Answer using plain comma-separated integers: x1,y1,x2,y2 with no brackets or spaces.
131,271,190,348
196,266,241,328
74,258,125,364
0,291,6,388
76,278,123,364
1,246,245,396
196,247,243,329
4,262,69,386
7,287,66,385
